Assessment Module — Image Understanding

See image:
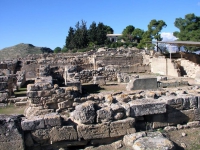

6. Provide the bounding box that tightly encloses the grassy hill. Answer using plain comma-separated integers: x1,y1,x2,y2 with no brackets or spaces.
0,43,53,60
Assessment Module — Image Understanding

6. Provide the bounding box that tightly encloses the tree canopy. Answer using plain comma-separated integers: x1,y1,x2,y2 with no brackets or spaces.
54,47,61,53
148,19,167,41
173,13,200,51
65,21,113,50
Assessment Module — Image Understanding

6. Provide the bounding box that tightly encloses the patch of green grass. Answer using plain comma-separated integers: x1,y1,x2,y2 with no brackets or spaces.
0,104,25,115
14,87,27,96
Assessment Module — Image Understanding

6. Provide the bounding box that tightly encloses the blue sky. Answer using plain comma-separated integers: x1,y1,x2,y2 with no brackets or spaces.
0,0,200,50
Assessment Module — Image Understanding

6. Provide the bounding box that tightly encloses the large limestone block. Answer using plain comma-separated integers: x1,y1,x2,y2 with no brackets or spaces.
27,90,52,98
44,113,62,127
110,118,135,137
31,128,50,144
111,103,125,120
77,123,110,140
0,115,24,150
50,126,78,143
93,76,106,85
73,101,96,124
27,83,53,91
21,116,45,130
132,133,175,150
129,99,166,117
194,108,200,120
0,92,8,103
126,78,157,91
123,131,146,147
96,107,113,123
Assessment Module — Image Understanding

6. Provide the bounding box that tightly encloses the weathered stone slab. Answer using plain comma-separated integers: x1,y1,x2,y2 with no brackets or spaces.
93,76,106,85
77,123,109,140
123,131,146,147
73,101,96,124
126,78,157,91
0,115,24,150
132,132,175,150
129,99,166,117
21,116,45,130
31,128,50,144
27,83,53,91
27,90,52,98
194,108,200,120
96,107,113,123
110,118,135,137
44,113,62,127
50,126,78,142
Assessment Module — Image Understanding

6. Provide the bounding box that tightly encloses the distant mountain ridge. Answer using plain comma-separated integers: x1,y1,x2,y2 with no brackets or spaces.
0,43,53,60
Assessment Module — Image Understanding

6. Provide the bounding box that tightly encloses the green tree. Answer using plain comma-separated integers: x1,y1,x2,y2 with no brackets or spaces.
54,47,61,53
173,13,200,51
61,46,68,53
66,27,75,49
132,28,144,43
122,25,135,42
137,31,153,49
88,21,97,44
148,19,167,41
105,25,114,34
96,22,107,45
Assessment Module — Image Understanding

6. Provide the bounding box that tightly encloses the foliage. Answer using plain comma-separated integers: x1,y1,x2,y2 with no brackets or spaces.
132,28,144,43
65,21,111,50
173,13,200,51
137,31,153,49
61,46,68,53
122,25,135,42
54,47,61,53
148,19,167,41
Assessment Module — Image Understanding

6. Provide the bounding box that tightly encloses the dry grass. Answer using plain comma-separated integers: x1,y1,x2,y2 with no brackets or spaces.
0,104,25,115
165,127,200,150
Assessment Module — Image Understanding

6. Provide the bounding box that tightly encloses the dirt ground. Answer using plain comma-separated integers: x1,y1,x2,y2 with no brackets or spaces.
164,127,200,150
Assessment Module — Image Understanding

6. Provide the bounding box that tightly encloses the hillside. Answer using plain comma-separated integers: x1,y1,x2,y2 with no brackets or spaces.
0,43,53,60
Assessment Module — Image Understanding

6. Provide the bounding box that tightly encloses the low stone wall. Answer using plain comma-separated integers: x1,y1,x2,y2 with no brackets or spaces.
180,59,200,78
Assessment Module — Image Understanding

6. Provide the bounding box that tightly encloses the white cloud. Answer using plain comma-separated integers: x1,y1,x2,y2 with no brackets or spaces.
198,2,200,6
161,32,178,41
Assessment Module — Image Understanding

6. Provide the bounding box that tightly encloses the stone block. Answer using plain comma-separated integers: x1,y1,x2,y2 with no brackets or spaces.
110,118,135,137
166,97,183,112
77,123,110,140
73,101,96,124
132,132,175,150
126,78,157,91
123,131,146,147
31,129,50,144
21,116,45,130
44,113,62,127
50,126,78,143
27,90,52,98
58,100,73,109
97,107,113,123
0,115,24,150
93,76,106,85
194,108,200,120
129,99,166,117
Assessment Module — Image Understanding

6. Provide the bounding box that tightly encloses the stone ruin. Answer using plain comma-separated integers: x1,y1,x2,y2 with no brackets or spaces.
1,48,200,149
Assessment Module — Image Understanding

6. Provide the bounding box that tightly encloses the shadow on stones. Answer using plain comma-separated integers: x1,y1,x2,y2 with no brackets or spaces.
82,84,105,94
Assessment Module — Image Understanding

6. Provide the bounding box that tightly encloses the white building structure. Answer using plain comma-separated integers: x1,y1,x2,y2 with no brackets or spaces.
107,34,122,42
